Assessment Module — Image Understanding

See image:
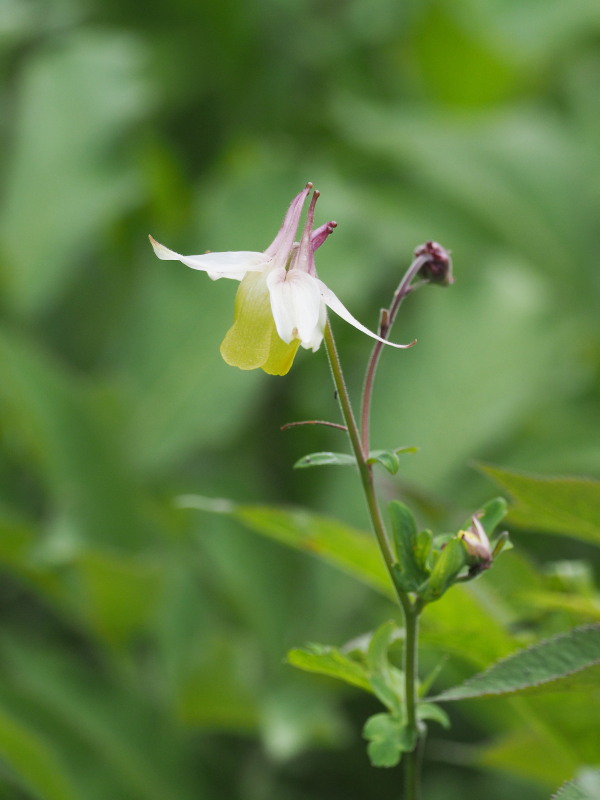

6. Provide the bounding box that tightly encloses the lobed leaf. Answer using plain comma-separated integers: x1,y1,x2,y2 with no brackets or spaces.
362,713,415,768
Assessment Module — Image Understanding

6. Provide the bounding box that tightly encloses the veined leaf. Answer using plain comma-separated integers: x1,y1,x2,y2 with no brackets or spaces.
178,496,393,597
479,465,600,546
431,624,600,702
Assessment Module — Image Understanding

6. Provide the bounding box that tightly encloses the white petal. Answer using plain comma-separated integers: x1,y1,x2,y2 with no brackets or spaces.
267,269,322,346
300,300,327,351
149,236,269,281
316,279,415,349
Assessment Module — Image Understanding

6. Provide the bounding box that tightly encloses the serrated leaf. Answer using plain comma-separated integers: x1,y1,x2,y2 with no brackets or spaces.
362,713,415,768
178,497,393,598
293,452,357,469
552,770,600,800
431,624,600,702
479,465,600,546
422,538,468,602
389,502,430,592
417,702,450,729
286,645,372,693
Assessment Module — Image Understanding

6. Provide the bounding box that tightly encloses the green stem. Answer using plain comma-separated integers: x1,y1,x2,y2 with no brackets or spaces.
403,604,421,800
322,321,422,799
323,321,397,576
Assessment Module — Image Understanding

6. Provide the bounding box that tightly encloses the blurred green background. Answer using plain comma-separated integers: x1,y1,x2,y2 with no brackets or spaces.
1,0,599,798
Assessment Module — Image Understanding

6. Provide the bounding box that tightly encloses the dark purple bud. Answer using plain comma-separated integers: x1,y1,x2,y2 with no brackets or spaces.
414,241,454,286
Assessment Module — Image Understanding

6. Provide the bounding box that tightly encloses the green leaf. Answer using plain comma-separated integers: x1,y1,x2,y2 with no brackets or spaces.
422,538,468,602
466,497,508,536
367,621,404,714
362,713,415,768
178,497,393,598
431,624,600,702
414,530,433,573
367,450,400,474
286,645,372,694
389,501,430,592
417,702,450,729
0,708,79,800
479,465,600,546
0,33,146,315
367,447,417,475
552,770,600,800
293,452,357,469
367,621,398,675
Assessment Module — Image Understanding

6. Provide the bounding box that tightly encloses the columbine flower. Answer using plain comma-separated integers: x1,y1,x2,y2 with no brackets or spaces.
150,183,413,375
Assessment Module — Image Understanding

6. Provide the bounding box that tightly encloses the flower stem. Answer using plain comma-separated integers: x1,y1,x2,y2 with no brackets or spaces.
323,320,422,799
360,256,429,455
323,321,397,575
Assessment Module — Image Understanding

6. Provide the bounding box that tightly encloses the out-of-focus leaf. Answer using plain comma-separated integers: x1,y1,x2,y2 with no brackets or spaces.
294,452,357,469
417,702,450,729
479,465,600,545
0,637,196,800
178,496,393,598
524,592,600,622
0,327,147,550
362,713,414,768
286,645,372,694
113,263,264,471
552,770,600,800
420,583,518,667
0,31,148,315
0,708,78,800
432,625,600,702
76,551,162,647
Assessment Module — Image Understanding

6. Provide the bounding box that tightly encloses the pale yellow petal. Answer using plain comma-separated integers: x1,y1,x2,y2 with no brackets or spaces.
219,272,299,375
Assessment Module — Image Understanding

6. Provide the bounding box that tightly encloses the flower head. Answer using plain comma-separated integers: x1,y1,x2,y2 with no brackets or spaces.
459,515,492,567
150,183,413,375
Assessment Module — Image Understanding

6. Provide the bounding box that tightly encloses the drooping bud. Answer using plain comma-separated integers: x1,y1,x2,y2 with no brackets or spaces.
414,241,454,286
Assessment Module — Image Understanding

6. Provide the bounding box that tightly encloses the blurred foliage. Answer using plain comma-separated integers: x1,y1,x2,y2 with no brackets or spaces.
1,0,599,798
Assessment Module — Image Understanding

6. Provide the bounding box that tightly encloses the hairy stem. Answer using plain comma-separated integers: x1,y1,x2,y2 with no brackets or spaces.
323,321,397,576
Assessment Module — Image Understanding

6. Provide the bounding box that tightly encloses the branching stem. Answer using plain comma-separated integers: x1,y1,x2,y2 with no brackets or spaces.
323,251,438,799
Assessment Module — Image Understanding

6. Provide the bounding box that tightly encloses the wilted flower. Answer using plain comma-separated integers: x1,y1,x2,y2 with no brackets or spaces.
150,183,413,375
414,241,453,286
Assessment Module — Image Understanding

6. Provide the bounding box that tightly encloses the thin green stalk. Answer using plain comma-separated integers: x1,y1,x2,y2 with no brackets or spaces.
323,321,398,577
322,321,422,799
